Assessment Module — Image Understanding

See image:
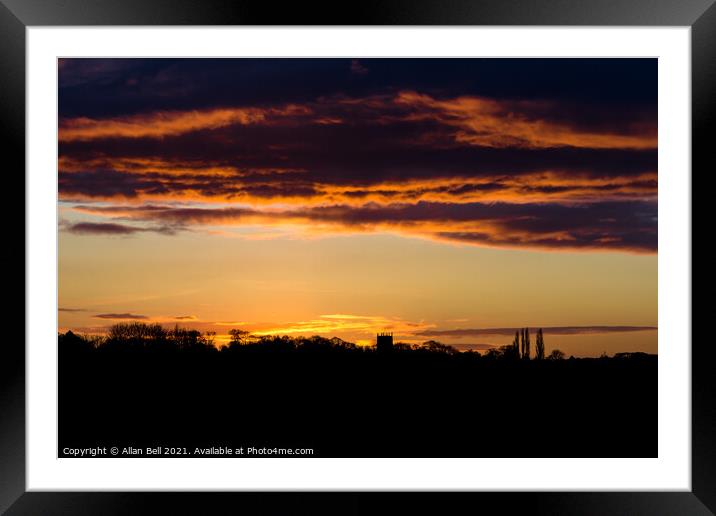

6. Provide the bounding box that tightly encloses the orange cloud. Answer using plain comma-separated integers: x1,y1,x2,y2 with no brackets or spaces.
69,197,657,254
58,158,656,206
59,91,656,150
394,91,657,150
59,104,311,142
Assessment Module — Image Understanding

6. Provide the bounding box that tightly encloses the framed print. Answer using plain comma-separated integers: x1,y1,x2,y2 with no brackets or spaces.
3,0,712,514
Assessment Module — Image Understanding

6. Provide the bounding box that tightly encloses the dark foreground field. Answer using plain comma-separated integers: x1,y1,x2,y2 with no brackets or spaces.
59,333,656,458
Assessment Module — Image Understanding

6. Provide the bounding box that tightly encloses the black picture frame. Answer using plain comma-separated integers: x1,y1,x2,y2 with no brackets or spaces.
2,1,711,514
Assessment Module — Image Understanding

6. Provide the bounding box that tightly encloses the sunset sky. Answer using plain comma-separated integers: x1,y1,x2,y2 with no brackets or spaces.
58,58,657,356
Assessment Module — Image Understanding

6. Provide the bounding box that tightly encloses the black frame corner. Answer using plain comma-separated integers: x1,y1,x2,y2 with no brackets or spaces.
3,0,712,514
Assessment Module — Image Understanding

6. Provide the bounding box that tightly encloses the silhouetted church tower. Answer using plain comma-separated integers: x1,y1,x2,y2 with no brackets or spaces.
376,332,393,352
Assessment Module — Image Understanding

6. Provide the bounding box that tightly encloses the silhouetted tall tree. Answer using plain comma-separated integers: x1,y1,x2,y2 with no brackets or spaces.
535,328,545,360
521,327,531,360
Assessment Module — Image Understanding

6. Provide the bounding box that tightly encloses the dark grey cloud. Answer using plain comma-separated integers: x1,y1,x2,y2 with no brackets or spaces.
58,58,656,119
418,326,658,337
62,221,180,236
94,313,148,320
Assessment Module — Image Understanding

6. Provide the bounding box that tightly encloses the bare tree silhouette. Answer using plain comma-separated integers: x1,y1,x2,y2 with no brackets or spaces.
229,328,250,346
548,349,565,360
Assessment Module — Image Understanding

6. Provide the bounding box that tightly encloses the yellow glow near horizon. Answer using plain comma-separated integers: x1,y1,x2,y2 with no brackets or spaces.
59,226,657,357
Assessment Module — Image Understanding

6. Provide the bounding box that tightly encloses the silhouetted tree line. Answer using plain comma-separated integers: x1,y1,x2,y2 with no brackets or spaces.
71,322,218,354
60,324,460,356
58,322,590,362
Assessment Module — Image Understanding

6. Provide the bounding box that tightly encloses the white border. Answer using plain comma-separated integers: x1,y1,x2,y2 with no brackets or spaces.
27,27,690,491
